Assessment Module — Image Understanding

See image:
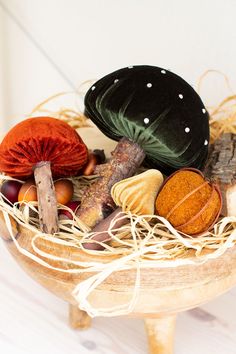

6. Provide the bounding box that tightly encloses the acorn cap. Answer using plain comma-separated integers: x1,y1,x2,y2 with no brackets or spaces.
84,66,209,175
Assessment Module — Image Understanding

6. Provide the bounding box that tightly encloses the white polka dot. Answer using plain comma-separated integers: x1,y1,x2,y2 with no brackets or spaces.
179,94,184,99
204,139,208,146
202,108,206,114
161,70,166,74
114,79,119,83
128,66,133,69
91,86,96,91
185,127,190,133
144,118,150,124
146,83,152,88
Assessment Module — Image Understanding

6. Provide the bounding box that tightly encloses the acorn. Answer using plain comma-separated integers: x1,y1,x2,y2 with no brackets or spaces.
82,149,106,176
54,179,74,205
59,201,80,220
155,168,222,236
1,180,22,204
18,179,38,203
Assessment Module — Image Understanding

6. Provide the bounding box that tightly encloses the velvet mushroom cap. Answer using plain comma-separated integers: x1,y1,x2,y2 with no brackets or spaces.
84,65,209,175
0,117,88,178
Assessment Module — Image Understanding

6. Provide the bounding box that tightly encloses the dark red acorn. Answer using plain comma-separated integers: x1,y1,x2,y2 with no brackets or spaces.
59,201,81,220
1,180,22,204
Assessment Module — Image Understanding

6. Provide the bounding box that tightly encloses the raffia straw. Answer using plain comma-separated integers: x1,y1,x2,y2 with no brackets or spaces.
28,80,96,129
30,92,90,129
1,173,236,316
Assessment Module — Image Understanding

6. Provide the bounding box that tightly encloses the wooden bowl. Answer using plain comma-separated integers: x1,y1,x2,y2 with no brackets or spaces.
1,127,236,354
1,210,236,354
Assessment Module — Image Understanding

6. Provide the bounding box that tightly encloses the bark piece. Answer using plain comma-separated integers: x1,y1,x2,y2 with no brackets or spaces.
204,133,236,216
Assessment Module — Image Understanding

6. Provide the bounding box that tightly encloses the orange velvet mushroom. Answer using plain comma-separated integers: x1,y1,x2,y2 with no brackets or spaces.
0,117,88,233
0,117,88,178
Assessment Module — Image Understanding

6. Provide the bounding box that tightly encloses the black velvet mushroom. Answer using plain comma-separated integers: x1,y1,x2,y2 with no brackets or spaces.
84,65,209,175
77,65,210,231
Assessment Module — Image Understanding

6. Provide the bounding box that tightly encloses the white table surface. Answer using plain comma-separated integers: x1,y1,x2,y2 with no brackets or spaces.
1,239,236,354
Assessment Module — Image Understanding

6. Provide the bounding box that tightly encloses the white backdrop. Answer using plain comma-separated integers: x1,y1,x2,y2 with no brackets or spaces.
1,0,236,134
2,2,236,354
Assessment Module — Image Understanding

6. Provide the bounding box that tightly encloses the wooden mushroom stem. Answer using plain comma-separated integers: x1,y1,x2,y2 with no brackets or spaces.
34,161,59,234
77,137,145,228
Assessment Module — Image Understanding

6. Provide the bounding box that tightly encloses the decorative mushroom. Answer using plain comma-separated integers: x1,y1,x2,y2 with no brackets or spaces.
111,169,164,216
155,168,222,235
0,117,88,233
77,65,209,229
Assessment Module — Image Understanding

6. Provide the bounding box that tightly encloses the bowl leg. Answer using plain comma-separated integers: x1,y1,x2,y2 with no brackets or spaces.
144,314,176,354
69,304,92,330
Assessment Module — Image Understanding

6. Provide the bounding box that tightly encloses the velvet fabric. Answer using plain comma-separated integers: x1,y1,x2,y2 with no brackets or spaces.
0,117,88,178
84,65,209,175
